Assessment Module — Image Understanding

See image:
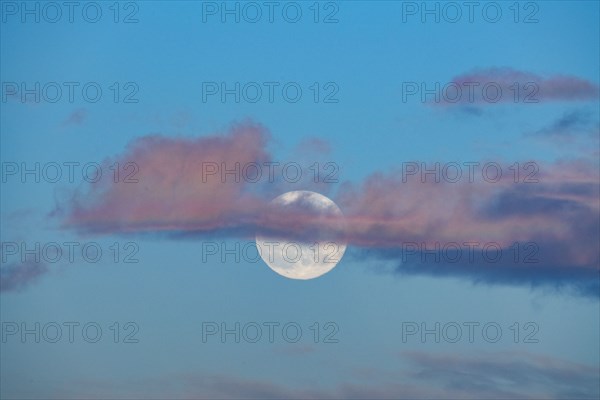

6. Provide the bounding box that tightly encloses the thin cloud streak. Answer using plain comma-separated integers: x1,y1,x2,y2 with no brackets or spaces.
431,67,599,106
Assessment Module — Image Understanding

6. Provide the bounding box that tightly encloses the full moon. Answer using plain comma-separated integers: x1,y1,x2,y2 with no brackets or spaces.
255,191,347,280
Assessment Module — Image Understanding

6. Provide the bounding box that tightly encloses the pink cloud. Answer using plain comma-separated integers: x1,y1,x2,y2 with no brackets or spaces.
337,160,599,248
432,67,599,106
55,124,600,295
60,123,271,235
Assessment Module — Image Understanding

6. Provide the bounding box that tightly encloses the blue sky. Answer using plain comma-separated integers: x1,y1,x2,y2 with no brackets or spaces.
1,1,599,398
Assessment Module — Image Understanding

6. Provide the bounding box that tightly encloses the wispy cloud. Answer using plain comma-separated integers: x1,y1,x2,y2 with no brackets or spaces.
527,110,599,139
0,260,48,292
25,351,600,399
402,350,600,400
60,108,88,127
432,67,599,106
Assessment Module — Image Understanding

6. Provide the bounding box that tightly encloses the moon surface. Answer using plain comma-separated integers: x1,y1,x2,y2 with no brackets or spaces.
255,191,347,280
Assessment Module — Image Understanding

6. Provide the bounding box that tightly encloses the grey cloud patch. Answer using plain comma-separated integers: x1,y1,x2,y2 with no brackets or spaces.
403,351,600,400
480,184,597,218
0,261,48,292
529,110,599,138
60,108,88,127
